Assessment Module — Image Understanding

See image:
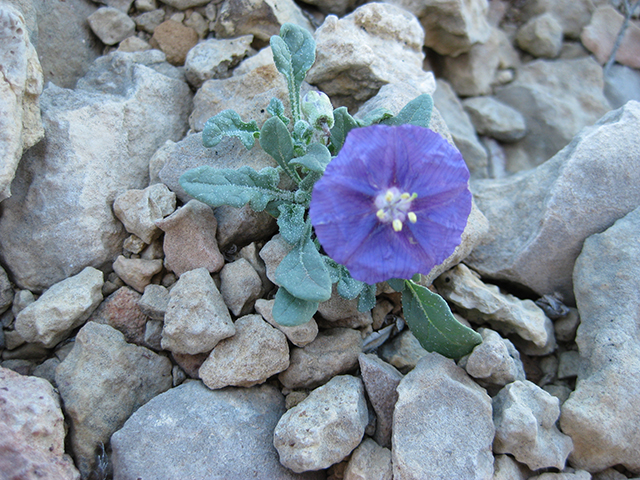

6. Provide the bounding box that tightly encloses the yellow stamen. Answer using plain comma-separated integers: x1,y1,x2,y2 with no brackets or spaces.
385,191,394,202
376,209,386,221
400,192,410,200
392,219,403,232
408,212,417,223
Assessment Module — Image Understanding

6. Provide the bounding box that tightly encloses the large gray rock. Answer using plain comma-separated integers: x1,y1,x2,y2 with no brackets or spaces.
467,101,640,304
111,381,322,479
55,322,172,477
0,4,44,201
560,206,640,473
0,51,192,291
393,353,494,480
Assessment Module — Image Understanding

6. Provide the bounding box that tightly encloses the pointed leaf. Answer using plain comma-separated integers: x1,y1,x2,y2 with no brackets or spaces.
202,110,260,149
329,107,358,153
357,107,394,127
267,97,289,125
272,287,318,327
383,94,434,128
260,116,298,181
290,143,332,173
357,283,377,312
278,23,316,84
402,280,482,359
277,203,307,245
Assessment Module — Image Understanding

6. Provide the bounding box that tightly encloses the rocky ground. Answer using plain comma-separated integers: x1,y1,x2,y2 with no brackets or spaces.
1,0,640,479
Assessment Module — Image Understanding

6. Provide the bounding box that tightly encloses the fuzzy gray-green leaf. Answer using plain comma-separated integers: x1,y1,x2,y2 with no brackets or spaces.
277,203,307,245
272,287,318,327
291,143,332,173
202,110,260,149
330,107,359,153
383,94,434,128
261,116,298,181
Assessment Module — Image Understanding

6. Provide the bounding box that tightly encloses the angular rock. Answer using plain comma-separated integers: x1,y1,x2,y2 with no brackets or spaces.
138,283,169,320
113,183,176,244
149,20,198,66
15,267,103,348
493,380,573,470
467,102,640,303
343,438,393,480
528,472,591,480
161,267,235,355
604,64,640,110
560,206,640,473
0,367,80,480
492,454,531,480
156,200,225,277
306,3,434,112
88,286,147,345
255,298,318,347
279,328,362,389
462,96,527,143
494,57,611,171
132,8,165,33
55,322,172,477
274,375,369,473
378,329,428,372
393,352,494,480
111,381,321,479
435,264,555,349
298,0,357,15
87,7,135,45
0,51,192,291
260,233,294,284
516,13,563,59
0,4,44,201
199,314,289,389
520,0,597,39
159,0,209,9
0,265,14,314
112,256,163,293
219,258,262,316
184,35,253,88
317,286,373,329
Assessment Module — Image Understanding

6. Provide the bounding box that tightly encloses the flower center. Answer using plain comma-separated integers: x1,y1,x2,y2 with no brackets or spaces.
375,187,418,232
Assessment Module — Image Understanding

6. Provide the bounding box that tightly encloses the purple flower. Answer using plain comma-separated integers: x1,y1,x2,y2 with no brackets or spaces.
309,124,472,284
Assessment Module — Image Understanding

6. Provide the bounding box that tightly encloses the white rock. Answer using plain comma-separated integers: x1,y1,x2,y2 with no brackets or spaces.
528,471,592,480
378,329,428,372
274,375,369,473
492,454,531,480
87,7,136,45
255,298,318,347
161,267,235,355
344,438,392,480
219,258,262,316
520,0,597,39
112,255,163,293
493,380,573,470
184,35,253,88
462,96,527,143
516,13,563,59
15,267,103,348
462,328,525,386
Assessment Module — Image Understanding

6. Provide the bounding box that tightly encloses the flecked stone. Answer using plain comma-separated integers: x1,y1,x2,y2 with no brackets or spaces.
528,472,592,480
138,284,169,320
132,8,164,33
88,286,147,345
199,314,289,389
255,298,318,347
378,329,428,373
112,256,163,293
87,7,135,45
184,35,253,88
259,234,294,284
149,20,198,66
492,454,531,480
520,0,597,39
516,13,563,59
317,286,373,329
279,328,362,389
557,350,580,379
462,96,527,143
343,438,393,480
156,199,225,277
274,375,369,473
219,258,262,316
117,35,152,53
15,267,103,348
238,242,273,292
0,266,14,314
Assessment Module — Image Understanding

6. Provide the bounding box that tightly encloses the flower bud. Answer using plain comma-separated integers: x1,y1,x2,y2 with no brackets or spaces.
301,91,335,130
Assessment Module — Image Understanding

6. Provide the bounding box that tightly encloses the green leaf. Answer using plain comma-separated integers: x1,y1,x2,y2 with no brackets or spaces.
383,94,434,128
357,283,377,312
402,280,482,359
357,107,394,127
386,278,406,292
202,110,260,149
179,165,286,211
290,143,332,173
277,203,307,245
329,107,359,153
267,97,289,125
337,273,364,300
272,287,318,327
272,23,316,85
260,116,300,182
275,234,332,302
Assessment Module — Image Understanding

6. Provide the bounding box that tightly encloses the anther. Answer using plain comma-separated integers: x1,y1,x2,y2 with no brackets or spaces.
392,219,403,232
408,212,417,223
376,209,386,221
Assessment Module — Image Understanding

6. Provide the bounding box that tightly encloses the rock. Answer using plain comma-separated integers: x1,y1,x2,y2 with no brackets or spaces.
213,0,313,43
113,183,176,244
580,5,640,69
393,352,494,480
493,380,573,470
0,367,80,480
260,233,294,284
111,381,321,479
467,102,640,303
343,438,393,480
0,51,192,291
132,8,165,34
15,267,103,348
161,267,235,355
560,206,640,473
255,298,319,347
604,64,640,110
184,11,207,38
219,258,262,316
55,322,172,477
516,13,563,58
494,57,611,171
435,264,555,350
238,241,273,292
184,35,253,88
0,266,14,314
156,200,225,277
298,0,357,15
306,3,434,112
88,286,147,346
557,350,580,380
138,284,169,320
274,375,369,473
358,353,403,448
461,328,525,387
492,454,531,480
87,7,135,45
317,287,373,329
149,20,198,66
432,79,489,178
279,328,362,389
520,0,597,39
385,0,491,56
112,256,164,293
462,96,527,142
0,4,44,201
378,329,428,372
198,314,289,389
528,472,592,480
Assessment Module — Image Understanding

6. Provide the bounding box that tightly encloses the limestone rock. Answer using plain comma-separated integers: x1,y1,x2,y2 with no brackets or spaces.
161,267,235,355
274,375,369,473
138,283,170,320
306,3,434,112
317,286,373,329
492,454,531,480
528,472,591,480
88,286,147,346
516,13,563,59
467,102,640,303
0,51,192,291
520,0,598,39
260,233,294,284
198,314,289,389
298,0,357,15
219,258,262,316
343,438,393,480
462,96,527,143
378,329,428,372
184,35,253,88
55,322,172,477
111,381,321,479
112,256,164,293
149,20,198,66
393,352,494,480
87,7,135,45
561,206,640,473
0,4,44,201
132,9,165,34
604,64,640,110
493,380,573,470
0,266,13,314
15,267,103,348
255,298,319,347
